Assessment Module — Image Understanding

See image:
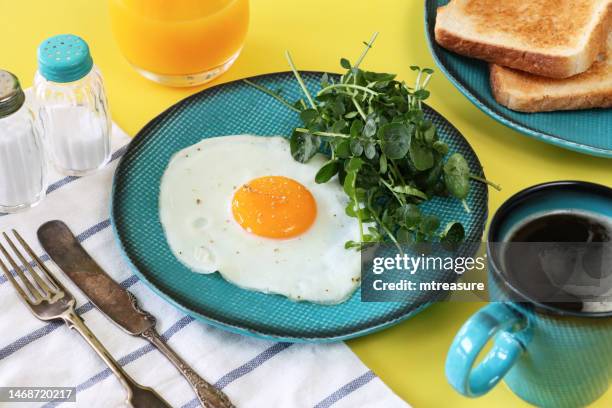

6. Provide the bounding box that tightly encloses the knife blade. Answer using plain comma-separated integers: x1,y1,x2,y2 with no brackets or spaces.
37,220,234,408
37,220,154,335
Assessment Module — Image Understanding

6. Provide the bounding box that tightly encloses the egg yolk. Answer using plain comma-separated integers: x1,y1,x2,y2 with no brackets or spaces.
231,176,317,239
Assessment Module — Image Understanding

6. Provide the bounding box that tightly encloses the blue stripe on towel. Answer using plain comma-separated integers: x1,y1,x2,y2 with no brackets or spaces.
313,371,377,408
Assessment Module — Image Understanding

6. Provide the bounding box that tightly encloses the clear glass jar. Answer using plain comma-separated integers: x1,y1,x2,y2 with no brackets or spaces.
0,70,47,213
34,34,111,176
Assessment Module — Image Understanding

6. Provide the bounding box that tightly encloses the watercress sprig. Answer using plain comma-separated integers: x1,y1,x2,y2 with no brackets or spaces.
244,33,500,250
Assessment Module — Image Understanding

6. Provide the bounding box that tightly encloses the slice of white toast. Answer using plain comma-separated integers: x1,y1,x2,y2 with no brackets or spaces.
490,35,612,112
435,0,612,78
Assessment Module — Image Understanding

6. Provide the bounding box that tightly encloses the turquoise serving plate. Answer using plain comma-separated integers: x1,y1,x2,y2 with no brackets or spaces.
111,71,488,343
425,0,612,158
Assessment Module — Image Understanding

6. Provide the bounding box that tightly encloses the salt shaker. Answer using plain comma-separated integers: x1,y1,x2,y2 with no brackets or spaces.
0,70,47,213
34,34,111,176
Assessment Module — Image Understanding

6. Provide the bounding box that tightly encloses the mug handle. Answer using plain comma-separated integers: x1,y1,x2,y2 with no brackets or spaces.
445,303,529,397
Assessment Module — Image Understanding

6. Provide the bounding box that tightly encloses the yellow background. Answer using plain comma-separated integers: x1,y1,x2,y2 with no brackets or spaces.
2,1,611,407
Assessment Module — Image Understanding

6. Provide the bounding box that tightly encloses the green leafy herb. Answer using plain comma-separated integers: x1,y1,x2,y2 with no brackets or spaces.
440,222,466,249
315,160,340,183
379,123,411,159
391,185,427,200
399,204,421,228
290,130,320,163
244,33,499,250
443,153,470,200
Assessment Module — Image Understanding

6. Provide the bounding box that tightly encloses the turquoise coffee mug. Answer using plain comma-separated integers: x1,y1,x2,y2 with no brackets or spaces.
446,181,612,408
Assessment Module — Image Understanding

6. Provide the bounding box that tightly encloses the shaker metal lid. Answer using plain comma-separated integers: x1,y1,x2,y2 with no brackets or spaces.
37,34,93,83
0,70,25,118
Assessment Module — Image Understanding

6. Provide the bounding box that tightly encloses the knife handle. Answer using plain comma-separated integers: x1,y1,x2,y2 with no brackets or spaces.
141,328,235,408
63,311,172,408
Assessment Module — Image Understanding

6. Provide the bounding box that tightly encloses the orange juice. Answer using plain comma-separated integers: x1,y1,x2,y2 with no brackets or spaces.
108,0,249,86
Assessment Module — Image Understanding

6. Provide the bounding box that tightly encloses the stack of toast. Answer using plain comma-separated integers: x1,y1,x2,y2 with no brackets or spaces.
434,0,612,112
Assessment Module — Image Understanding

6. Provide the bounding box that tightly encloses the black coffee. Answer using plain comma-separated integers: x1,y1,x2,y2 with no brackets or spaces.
509,213,610,243
502,212,612,312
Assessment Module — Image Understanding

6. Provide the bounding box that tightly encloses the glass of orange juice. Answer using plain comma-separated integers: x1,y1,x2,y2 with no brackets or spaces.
108,0,249,87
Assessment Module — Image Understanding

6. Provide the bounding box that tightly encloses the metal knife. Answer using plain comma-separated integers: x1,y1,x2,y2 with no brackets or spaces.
38,220,234,408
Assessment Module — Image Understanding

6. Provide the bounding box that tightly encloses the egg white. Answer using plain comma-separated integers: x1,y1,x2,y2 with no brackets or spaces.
159,135,362,304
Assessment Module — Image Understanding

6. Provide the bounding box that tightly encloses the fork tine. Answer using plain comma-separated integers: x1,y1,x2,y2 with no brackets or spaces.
0,254,31,304
4,231,54,298
5,231,55,297
12,229,64,294
0,237,42,302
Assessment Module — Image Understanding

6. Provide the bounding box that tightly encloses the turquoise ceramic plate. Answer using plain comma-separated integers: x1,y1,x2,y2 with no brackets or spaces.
111,71,488,343
425,0,612,158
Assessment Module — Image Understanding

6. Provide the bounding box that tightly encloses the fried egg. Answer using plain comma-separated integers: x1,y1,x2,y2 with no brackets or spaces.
159,135,361,304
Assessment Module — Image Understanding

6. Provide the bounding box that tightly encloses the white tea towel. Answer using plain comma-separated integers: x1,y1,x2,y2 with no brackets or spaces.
0,122,409,408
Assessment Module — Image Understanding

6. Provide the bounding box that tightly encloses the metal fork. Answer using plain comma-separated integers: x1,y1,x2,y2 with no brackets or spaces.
0,230,172,408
